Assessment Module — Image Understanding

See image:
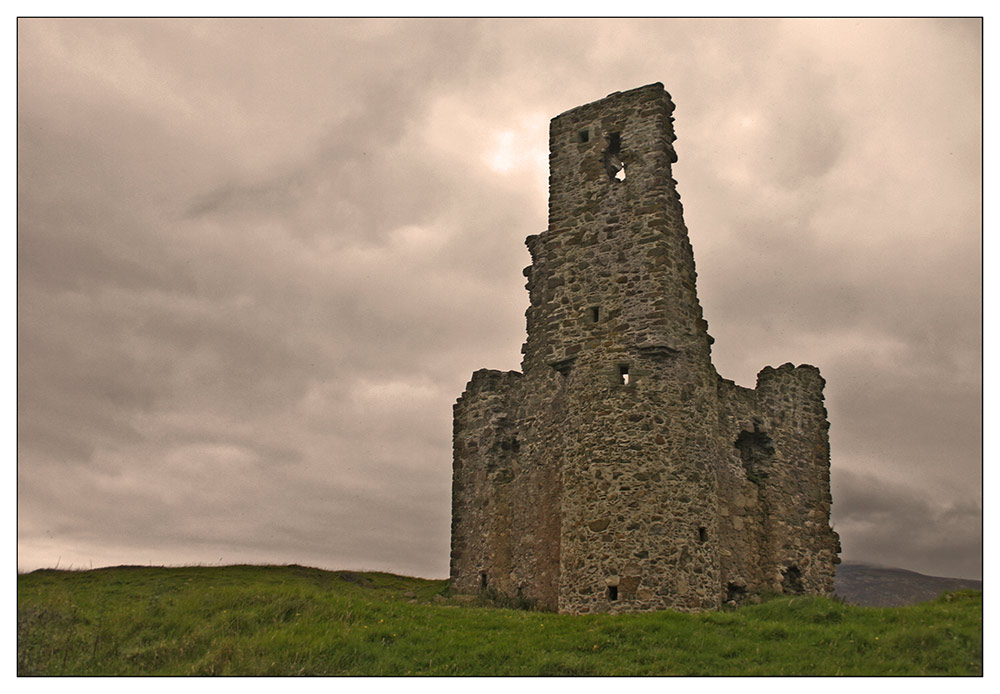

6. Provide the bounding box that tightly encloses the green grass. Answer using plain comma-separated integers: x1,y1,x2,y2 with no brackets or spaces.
18,564,982,675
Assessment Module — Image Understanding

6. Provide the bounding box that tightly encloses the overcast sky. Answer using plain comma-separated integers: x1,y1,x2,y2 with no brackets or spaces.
17,18,982,580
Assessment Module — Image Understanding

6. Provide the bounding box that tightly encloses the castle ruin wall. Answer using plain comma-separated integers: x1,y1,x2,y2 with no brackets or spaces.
450,84,839,614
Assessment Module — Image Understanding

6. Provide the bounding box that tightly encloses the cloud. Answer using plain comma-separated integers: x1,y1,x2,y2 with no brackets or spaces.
17,19,981,581
832,468,982,579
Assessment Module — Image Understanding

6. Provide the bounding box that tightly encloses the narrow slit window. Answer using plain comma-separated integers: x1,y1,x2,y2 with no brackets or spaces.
607,585,618,601
698,527,707,542
481,573,487,590
589,306,600,323
618,365,630,385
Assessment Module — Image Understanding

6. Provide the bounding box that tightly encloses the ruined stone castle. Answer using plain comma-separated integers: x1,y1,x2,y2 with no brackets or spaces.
450,83,840,614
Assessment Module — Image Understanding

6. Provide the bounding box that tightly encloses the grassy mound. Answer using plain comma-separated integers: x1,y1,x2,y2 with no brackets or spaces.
18,564,982,675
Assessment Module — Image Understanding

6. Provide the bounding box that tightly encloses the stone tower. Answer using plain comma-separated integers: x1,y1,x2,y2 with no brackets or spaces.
450,83,840,614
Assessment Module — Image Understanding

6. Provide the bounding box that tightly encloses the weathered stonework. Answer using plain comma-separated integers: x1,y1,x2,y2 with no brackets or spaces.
450,84,840,614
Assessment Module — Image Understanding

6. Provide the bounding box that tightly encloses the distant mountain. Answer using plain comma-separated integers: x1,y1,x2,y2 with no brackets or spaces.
834,561,982,607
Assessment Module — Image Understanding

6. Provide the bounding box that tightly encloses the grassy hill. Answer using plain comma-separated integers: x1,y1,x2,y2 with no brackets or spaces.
18,564,982,676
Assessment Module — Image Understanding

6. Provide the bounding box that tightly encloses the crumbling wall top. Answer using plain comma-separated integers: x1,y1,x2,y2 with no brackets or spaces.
551,82,670,121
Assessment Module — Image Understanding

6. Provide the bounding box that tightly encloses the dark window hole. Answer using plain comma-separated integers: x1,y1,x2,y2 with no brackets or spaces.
578,128,590,143
550,358,574,377
481,573,488,590
698,527,707,542
734,427,774,485
726,582,747,603
607,585,618,601
603,131,625,181
618,365,630,386
589,306,600,322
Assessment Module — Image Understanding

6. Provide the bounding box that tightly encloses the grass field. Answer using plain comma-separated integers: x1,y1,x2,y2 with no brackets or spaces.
17,564,982,676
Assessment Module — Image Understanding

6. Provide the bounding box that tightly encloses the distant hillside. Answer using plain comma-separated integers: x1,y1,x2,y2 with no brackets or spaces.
835,562,982,607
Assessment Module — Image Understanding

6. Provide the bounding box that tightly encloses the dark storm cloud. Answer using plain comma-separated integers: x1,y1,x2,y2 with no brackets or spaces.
18,18,486,575
832,468,982,580
18,18,981,580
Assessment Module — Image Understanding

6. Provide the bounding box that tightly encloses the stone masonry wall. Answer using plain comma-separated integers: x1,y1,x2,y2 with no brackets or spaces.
714,377,770,602
754,364,840,596
451,368,563,610
450,84,839,614
450,369,522,596
529,85,721,613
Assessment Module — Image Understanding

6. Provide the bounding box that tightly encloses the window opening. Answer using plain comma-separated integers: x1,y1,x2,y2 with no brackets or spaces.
603,132,625,181
698,527,707,542
734,426,774,486
481,573,488,590
550,357,575,377
618,365,630,386
589,306,600,323
607,585,618,601
726,582,747,604
578,128,590,143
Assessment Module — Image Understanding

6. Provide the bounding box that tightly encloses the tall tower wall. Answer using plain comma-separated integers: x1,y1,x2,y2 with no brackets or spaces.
522,84,722,613
522,84,710,372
